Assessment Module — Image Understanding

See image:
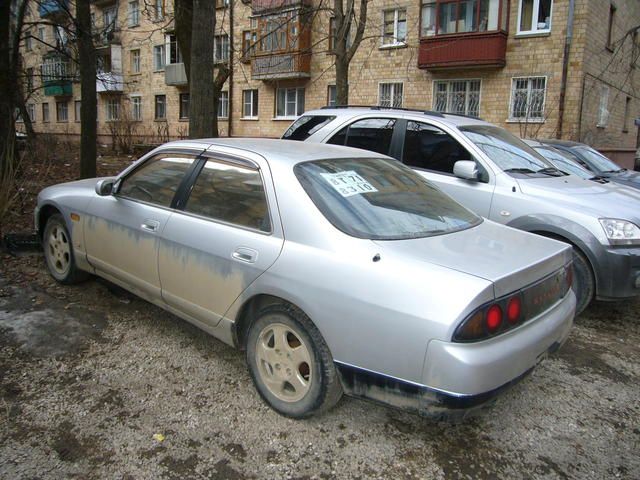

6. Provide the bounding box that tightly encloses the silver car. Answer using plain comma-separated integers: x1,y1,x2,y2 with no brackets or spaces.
288,108,640,314
36,139,574,418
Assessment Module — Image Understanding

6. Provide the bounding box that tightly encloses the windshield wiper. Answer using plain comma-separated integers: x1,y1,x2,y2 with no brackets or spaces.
504,167,536,174
536,167,566,176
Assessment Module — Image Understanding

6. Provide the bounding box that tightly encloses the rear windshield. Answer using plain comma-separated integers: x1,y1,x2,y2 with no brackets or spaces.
294,157,481,240
282,115,336,141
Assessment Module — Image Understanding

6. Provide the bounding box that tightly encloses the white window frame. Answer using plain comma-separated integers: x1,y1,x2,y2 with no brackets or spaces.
56,101,68,122
27,103,35,122
38,26,46,41
153,45,165,71
327,85,337,107
597,85,610,128
131,95,142,121
106,98,120,121
179,93,189,119
74,100,81,122
242,89,259,118
214,34,230,63
155,94,166,120
378,82,404,108
218,91,229,119
381,8,407,47
128,1,140,27
154,0,164,21
275,87,305,119
508,76,547,122
25,33,32,51
130,49,141,73
42,103,50,123
516,0,553,36
432,79,482,117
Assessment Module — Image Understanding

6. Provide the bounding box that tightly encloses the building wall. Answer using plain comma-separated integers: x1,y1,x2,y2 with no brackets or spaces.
18,0,640,159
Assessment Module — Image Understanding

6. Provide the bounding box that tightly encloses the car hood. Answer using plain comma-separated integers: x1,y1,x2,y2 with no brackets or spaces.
516,175,640,222
373,220,571,298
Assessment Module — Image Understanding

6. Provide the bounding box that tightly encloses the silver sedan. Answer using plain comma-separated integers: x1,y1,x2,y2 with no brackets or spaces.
36,139,575,418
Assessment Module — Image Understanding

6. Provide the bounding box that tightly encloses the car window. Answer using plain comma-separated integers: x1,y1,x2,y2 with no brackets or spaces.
573,146,622,173
118,154,196,207
282,115,336,140
327,118,396,155
402,121,475,176
535,147,591,179
184,159,271,232
295,157,481,240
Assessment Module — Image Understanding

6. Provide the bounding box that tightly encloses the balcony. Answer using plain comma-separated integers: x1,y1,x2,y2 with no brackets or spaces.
252,53,310,80
39,0,69,18
252,0,310,15
41,61,73,96
96,71,123,93
165,63,188,86
94,28,121,49
418,31,507,70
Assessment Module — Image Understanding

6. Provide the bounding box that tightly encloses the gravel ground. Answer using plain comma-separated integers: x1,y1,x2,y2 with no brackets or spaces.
0,252,639,480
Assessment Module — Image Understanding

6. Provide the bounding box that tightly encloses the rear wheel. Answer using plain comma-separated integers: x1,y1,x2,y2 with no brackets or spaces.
572,249,594,315
246,304,342,418
43,214,89,284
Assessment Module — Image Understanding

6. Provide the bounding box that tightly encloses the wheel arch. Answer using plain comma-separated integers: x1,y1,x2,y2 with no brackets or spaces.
37,203,64,239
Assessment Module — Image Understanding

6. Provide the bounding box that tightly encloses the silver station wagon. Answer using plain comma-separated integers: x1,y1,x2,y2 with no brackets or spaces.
36,139,575,418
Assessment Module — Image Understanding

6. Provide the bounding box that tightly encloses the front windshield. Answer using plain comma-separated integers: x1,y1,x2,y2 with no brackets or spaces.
535,147,592,179
294,158,482,240
460,125,555,174
574,146,621,173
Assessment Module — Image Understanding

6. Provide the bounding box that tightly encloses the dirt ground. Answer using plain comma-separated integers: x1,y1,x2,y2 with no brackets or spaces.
0,149,639,479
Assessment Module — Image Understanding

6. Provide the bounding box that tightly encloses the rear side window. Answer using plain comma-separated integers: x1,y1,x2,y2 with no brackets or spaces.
184,159,271,232
402,121,473,174
118,153,195,207
328,118,396,156
283,115,336,140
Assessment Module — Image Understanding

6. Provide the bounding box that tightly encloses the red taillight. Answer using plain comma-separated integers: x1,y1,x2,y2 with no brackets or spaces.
486,305,502,332
506,296,522,324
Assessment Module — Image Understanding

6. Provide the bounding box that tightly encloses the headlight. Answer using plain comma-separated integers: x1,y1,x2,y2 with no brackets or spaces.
599,218,640,245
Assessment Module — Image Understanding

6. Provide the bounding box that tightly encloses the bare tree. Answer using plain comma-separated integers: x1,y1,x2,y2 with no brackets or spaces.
76,0,97,178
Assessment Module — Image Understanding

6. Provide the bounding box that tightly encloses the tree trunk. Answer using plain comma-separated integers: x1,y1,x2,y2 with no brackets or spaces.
77,0,97,179
174,0,193,79
0,0,15,178
335,56,349,106
188,0,216,138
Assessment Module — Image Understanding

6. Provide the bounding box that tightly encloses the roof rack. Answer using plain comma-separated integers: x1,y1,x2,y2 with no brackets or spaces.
320,105,445,118
440,112,483,121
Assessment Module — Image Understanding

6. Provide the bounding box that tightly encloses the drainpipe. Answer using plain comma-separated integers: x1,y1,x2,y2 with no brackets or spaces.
228,0,234,137
556,0,576,139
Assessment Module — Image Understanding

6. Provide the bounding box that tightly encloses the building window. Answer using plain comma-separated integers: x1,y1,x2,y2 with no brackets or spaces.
433,79,481,117
422,0,503,36
216,0,230,8
42,103,49,122
25,32,32,51
382,9,407,46
509,76,546,121
104,7,117,34
154,0,164,21
623,96,631,132
329,17,352,50
242,90,259,118
130,49,141,73
276,87,305,118
179,93,189,119
38,26,46,41
155,94,166,120
128,1,139,27
517,0,552,35
131,96,142,121
26,68,34,92
378,82,403,108
242,30,256,60
56,101,68,122
106,98,120,121
606,3,616,50
153,45,165,71
218,91,229,118
27,104,35,122
597,85,610,128
327,85,337,107
214,34,230,63
74,100,81,122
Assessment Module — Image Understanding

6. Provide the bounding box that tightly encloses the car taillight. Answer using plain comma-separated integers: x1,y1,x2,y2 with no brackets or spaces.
453,265,572,343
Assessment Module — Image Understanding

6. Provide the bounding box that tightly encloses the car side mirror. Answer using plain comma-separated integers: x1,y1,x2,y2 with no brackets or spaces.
453,161,479,181
95,178,115,196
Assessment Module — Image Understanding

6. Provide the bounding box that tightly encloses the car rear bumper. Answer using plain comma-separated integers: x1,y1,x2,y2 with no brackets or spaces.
334,292,575,416
595,246,640,300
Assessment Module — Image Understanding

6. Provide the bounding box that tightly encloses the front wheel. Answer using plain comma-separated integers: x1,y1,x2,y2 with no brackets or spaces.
246,304,342,418
43,214,89,284
572,249,594,315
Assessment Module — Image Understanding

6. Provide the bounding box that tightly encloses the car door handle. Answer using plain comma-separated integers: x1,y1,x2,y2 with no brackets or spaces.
141,219,160,232
232,247,258,264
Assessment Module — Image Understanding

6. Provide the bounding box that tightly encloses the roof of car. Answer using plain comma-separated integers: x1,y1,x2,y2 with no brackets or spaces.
157,137,389,165
537,139,584,148
304,107,489,127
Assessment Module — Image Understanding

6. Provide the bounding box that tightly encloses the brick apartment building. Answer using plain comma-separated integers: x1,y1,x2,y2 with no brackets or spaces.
18,0,640,165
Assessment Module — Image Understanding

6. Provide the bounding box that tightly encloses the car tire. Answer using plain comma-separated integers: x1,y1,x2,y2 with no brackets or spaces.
43,214,89,284
246,303,343,418
572,249,594,315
